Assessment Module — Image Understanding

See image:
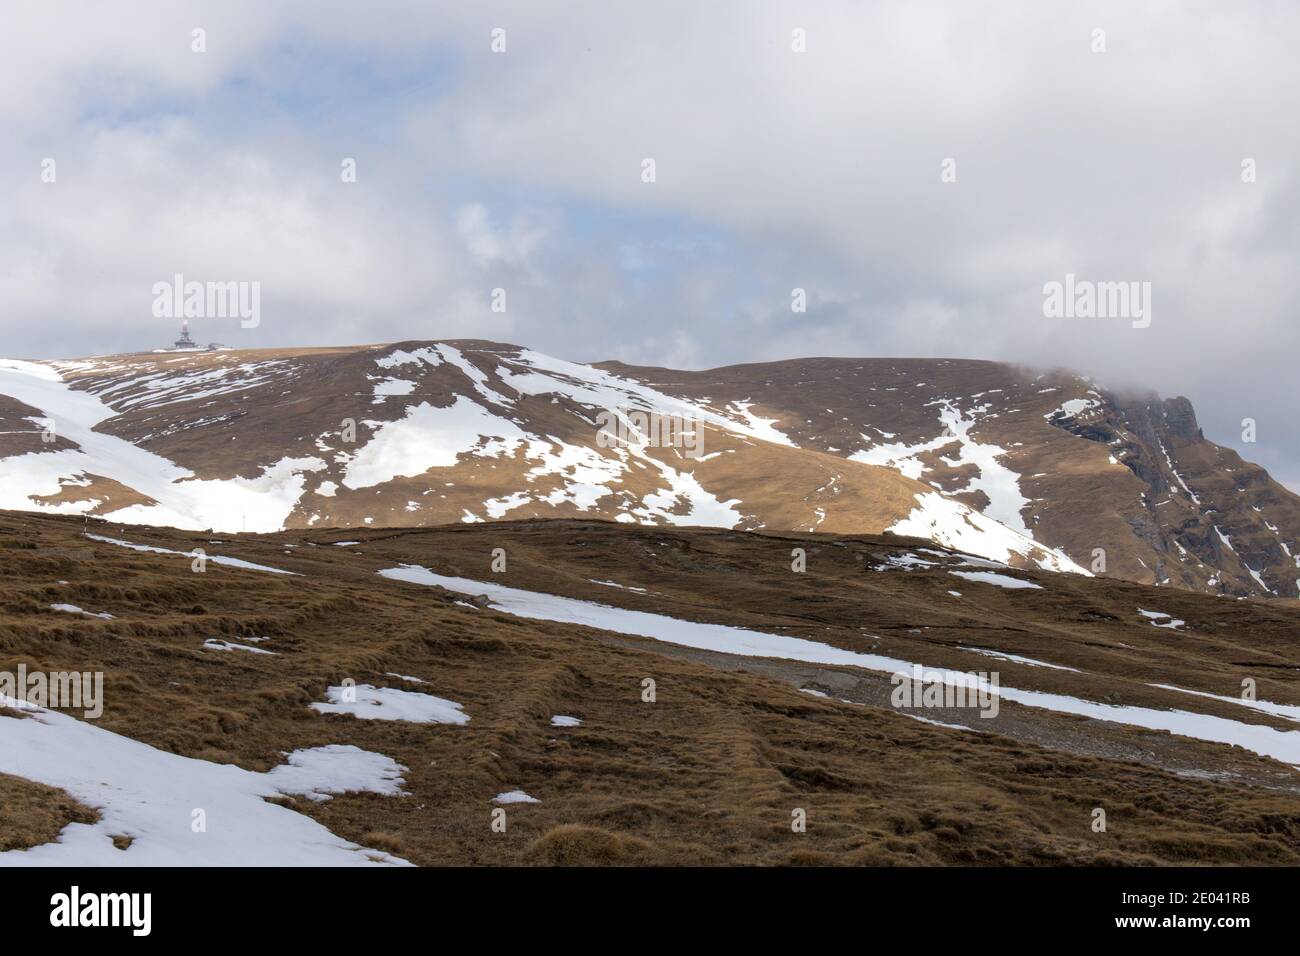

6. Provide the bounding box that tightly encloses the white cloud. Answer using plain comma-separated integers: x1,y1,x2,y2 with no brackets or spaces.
0,0,1297,481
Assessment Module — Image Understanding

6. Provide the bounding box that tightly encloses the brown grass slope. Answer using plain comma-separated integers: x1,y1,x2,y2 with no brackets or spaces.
2,510,1300,865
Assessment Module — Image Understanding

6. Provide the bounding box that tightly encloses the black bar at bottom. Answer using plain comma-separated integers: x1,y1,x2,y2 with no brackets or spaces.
0,866,1281,941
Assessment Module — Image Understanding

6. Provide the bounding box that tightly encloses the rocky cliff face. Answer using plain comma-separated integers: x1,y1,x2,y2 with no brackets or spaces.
1107,395,1300,598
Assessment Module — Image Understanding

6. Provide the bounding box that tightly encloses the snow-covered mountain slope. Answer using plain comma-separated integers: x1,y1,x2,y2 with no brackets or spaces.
602,355,1300,598
1,341,1295,595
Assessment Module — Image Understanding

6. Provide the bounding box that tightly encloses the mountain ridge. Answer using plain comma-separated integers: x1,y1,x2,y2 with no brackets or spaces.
1,340,1296,599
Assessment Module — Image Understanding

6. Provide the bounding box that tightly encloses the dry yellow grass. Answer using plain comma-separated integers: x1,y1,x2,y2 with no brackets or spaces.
3,510,1300,865
0,772,98,852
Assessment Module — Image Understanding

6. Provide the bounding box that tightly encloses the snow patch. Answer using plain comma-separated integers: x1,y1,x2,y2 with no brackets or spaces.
0,700,409,866
203,639,277,656
49,604,113,620
1138,609,1186,630
311,684,470,725
891,494,1085,574
949,570,1044,590
84,533,298,576
493,790,539,804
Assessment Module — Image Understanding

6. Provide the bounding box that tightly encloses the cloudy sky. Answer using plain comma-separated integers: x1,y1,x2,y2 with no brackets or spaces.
2,1,1297,488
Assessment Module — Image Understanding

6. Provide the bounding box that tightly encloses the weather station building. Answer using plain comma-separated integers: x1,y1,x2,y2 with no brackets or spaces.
156,320,228,353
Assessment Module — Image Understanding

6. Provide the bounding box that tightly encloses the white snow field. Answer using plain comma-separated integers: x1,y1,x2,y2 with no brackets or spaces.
0,697,411,866
378,565,1300,767
0,358,324,533
311,684,470,725
852,400,1089,574
496,348,795,447
343,348,750,528
889,492,1086,574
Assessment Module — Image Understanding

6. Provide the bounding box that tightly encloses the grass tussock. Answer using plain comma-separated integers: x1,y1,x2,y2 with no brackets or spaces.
0,772,98,852
525,825,652,865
